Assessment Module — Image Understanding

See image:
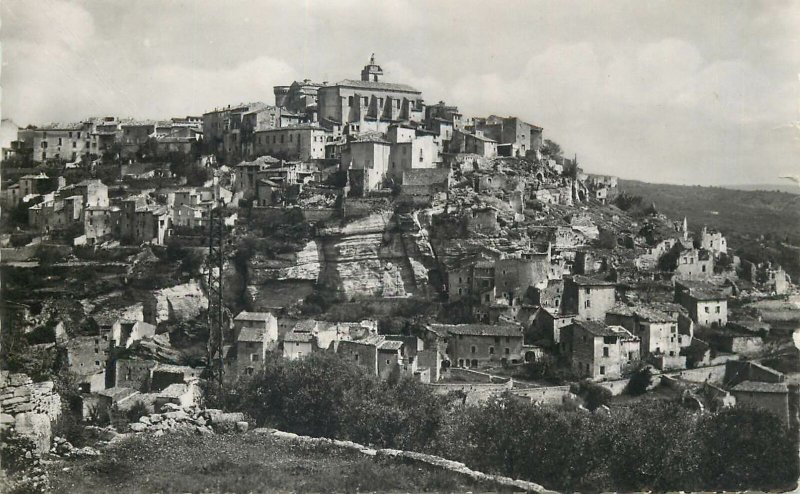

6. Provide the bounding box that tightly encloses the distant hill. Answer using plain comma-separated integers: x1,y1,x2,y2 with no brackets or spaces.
618,179,800,244
723,183,800,195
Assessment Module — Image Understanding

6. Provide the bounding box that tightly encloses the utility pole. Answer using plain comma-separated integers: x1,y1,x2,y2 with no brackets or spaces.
206,199,225,389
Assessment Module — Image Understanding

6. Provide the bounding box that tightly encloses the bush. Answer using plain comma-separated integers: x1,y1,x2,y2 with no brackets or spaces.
125,400,149,423
0,428,38,474
626,366,653,396
575,380,612,411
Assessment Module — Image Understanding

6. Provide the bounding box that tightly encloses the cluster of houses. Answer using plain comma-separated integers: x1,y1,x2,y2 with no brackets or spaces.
2,55,796,427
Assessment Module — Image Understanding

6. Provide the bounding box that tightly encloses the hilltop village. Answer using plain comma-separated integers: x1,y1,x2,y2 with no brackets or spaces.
1,56,799,480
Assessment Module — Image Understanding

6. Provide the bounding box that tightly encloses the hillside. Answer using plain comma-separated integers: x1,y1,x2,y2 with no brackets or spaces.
46,432,500,493
619,179,800,244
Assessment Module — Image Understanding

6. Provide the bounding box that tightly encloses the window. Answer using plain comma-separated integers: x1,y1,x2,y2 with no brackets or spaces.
471,346,476,354
704,307,710,313
599,366,605,375
58,138,63,145
386,359,390,365
348,96,353,106
603,347,609,357
489,346,495,355
715,306,721,313
245,367,254,376
504,348,510,355
362,97,368,105
355,354,359,362
72,142,77,148
95,361,100,366
585,300,591,308
251,354,260,362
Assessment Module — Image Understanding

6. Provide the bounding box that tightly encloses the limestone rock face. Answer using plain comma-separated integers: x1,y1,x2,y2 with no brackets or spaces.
153,280,207,323
246,211,438,300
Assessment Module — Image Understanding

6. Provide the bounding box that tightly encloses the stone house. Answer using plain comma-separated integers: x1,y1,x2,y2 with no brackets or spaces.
533,307,576,352
65,335,110,391
562,275,616,322
674,280,729,327
282,330,315,360
674,247,714,279
605,303,691,370
232,311,278,345
336,335,406,380
473,115,542,157
431,323,524,368
253,125,329,161
564,320,639,380
84,206,113,245
449,129,498,157
526,279,565,313
493,255,550,308
465,206,500,234
699,226,727,256
341,134,392,192
725,361,791,426
235,326,271,376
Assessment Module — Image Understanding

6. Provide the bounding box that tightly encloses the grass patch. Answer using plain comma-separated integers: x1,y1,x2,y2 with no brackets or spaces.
47,431,497,493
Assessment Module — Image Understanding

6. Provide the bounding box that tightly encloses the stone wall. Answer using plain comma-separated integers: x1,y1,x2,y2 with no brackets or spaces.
510,385,571,405
667,363,727,384
426,380,512,404
0,372,61,453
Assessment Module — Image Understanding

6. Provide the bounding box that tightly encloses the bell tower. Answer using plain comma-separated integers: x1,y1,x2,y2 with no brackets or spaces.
360,53,383,82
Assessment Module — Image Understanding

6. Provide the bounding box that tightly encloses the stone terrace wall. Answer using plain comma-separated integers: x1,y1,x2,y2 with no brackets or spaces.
0,372,61,453
426,380,512,404
511,385,572,405
0,372,61,420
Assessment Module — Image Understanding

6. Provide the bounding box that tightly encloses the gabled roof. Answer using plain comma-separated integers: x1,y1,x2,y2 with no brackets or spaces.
378,340,404,351
237,327,266,343
574,320,637,340
570,275,616,287
234,311,274,322
731,381,788,394
333,79,420,94
283,331,314,343
430,323,522,338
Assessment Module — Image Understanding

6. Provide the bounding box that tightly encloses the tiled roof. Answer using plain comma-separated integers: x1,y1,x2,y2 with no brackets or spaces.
293,319,318,333
237,327,265,343
731,381,788,394
234,311,274,322
575,321,636,340
378,340,404,351
334,79,420,94
431,323,522,338
570,275,616,286
283,331,314,343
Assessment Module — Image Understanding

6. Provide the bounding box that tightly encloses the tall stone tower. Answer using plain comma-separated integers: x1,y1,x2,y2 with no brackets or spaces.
360,53,383,82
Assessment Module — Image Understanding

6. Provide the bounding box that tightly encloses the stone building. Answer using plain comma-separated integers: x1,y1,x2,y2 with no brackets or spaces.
274,79,326,115
448,129,498,157
564,320,639,380
253,125,329,161
472,115,543,157
562,275,616,321
431,323,524,368
336,334,406,380
232,311,278,345
674,280,729,327
317,55,424,126
673,247,714,279
605,303,692,370
699,226,727,256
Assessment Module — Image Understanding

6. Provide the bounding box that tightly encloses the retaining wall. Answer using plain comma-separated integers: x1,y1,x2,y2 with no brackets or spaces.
254,427,558,494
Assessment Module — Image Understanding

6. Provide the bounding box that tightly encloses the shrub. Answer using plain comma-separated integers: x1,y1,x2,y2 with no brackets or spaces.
125,400,149,423
626,366,653,396
0,428,37,474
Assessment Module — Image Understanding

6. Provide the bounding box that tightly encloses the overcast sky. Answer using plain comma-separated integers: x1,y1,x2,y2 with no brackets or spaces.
2,0,798,185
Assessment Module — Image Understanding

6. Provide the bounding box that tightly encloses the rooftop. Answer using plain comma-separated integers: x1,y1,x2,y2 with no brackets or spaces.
283,331,314,343
430,323,522,338
237,327,266,343
570,275,616,287
731,380,789,394
234,311,274,322
333,79,420,94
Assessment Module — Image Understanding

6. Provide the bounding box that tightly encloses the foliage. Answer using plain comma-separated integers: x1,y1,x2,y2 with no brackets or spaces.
213,353,798,492
573,380,612,410
125,401,150,424
699,406,799,490
0,428,38,474
626,365,653,395
540,139,562,158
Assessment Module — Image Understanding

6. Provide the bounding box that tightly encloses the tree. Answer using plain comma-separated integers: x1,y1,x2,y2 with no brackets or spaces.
626,366,653,396
541,139,563,158
699,406,799,490
580,381,612,411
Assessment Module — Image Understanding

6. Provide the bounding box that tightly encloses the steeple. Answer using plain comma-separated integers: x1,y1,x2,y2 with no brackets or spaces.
360,53,383,82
